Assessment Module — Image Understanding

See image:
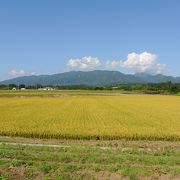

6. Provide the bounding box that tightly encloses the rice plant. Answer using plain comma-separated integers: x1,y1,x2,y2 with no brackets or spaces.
0,95,179,140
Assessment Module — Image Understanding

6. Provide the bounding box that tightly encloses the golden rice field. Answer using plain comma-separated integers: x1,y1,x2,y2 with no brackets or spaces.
0,95,180,140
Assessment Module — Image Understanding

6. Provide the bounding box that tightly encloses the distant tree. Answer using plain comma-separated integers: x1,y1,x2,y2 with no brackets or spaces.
0,84,8,90
19,84,25,89
170,85,180,94
94,87,104,90
9,84,17,88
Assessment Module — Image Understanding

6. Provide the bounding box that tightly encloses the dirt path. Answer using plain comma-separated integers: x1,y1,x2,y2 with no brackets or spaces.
0,136,179,149
0,142,71,148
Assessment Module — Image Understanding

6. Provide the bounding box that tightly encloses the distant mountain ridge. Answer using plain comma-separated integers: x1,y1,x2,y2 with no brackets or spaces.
1,70,180,86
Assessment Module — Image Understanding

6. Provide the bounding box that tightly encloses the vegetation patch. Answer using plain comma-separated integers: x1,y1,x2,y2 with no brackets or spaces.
0,142,179,179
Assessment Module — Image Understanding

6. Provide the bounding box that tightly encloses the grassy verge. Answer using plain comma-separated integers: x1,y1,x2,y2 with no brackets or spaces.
0,137,179,180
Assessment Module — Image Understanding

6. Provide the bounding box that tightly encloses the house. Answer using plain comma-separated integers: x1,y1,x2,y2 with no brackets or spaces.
44,87,54,91
38,87,54,91
112,86,118,89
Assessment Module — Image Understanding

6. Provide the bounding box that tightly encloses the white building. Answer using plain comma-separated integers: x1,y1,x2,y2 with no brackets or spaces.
38,87,54,91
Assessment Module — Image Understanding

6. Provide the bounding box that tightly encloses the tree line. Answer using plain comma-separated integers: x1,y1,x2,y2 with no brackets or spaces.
0,81,180,94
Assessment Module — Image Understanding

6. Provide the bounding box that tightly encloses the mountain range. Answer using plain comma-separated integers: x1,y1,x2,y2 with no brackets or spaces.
1,70,180,86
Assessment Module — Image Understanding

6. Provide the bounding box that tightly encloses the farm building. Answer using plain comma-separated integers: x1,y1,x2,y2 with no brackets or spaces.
38,87,54,91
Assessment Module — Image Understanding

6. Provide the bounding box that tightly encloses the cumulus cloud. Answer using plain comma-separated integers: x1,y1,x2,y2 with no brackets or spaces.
8,69,38,78
67,52,167,74
105,60,122,69
67,56,101,70
121,52,157,71
105,52,167,74
8,69,26,77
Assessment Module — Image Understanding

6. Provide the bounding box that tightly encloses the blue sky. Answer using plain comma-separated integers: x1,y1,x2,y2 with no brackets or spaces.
0,0,180,80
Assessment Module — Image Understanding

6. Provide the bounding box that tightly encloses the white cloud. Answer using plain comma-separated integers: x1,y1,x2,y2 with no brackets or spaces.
105,52,167,74
67,52,167,74
105,60,122,69
8,69,26,77
67,56,101,70
8,69,38,78
121,52,157,71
